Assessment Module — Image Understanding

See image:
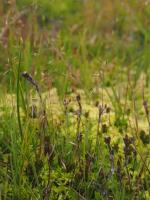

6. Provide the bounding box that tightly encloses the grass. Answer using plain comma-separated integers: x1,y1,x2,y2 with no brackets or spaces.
1,0,150,199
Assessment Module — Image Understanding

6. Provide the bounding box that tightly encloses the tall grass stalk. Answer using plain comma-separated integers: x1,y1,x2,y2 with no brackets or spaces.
16,49,23,138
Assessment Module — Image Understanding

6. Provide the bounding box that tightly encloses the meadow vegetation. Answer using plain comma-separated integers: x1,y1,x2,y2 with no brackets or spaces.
1,0,150,199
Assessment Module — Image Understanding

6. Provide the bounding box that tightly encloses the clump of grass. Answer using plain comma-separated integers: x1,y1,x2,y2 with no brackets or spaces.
1,0,150,199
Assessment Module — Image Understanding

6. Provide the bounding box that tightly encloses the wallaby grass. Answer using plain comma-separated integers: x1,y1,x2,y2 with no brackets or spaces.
1,0,150,199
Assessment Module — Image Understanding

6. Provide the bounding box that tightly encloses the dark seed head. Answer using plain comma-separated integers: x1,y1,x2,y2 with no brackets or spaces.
84,111,89,118
104,136,111,146
102,124,108,133
106,107,111,113
95,101,99,107
76,94,81,102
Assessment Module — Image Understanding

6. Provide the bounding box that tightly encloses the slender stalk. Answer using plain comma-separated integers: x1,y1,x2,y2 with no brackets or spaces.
142,87,150,140
16,50,23,138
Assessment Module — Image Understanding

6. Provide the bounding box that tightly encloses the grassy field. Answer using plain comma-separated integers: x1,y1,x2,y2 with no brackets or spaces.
1,0,150,199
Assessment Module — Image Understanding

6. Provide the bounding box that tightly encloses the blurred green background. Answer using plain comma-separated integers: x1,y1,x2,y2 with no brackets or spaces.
0,0,150,95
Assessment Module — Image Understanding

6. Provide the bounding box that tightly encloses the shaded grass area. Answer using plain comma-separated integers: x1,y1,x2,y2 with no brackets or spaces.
0,0,150,199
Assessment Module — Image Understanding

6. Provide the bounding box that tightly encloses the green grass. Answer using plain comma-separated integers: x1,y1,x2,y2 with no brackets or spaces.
1,0,150,199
